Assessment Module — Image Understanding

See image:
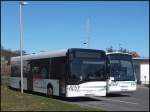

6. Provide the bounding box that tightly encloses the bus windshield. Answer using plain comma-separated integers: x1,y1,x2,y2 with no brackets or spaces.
69,59,106,83
108,55,135,81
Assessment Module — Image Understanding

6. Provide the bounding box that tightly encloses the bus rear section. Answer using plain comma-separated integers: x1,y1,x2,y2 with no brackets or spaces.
106,52,137,94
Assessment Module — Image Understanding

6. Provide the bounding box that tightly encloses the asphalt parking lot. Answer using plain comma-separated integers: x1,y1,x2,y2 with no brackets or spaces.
57,85,149,111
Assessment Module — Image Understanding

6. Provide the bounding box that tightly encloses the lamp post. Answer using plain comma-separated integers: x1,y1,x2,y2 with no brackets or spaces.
86,17,90,48
84,17,90,48
19,1,28,93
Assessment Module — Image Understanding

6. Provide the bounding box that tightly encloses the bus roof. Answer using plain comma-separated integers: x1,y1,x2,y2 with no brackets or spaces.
106,52,131,56
11,48,105,62
11,49,68,61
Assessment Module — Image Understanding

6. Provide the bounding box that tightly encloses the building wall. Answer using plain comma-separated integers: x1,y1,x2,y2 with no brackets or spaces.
133,59,149,84
1,49,18,76
140,64,149,84
1,60,11,76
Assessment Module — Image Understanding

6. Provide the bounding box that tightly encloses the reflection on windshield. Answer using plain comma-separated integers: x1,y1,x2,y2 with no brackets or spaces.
70,60,81,82
70,60,106,83
82,61,106,80
110,60,135,81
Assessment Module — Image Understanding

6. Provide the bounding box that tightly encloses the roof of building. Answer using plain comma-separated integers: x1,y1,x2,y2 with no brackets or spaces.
133,57,149,60
133,57,149,64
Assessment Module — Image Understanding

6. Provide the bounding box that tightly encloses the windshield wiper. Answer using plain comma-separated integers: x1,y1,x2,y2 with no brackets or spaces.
76,75,83,83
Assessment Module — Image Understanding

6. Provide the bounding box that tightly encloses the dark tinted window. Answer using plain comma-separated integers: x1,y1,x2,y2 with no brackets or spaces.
108,54,135,81
75,51,101,58
31,59,49,79
11,60,29,77
82,61,106,80
69,49,105,59
110,60,134,80
50,57,66,80
69,58,106,84
11,61,20,77
68,49,107,84
108,54,132,61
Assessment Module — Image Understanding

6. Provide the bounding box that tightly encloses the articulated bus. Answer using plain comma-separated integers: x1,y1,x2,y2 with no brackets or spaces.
106,52,137,94
10,48,107,97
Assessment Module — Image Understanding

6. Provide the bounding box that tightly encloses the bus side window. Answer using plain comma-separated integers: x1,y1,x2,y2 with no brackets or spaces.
106,57,110,78
41,67,48,79
50,57,66,80
27,63,30,72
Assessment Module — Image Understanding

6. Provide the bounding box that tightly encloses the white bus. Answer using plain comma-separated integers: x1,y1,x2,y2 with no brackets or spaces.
106,52,137,94
10,48,107,97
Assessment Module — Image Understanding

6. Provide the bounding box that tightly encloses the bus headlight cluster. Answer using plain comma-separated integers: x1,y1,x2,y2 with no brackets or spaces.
111,82,118,86
131,83,136,86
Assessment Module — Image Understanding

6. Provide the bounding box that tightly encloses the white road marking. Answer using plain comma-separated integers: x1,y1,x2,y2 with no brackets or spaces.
103,98,138,105
90,97,139,105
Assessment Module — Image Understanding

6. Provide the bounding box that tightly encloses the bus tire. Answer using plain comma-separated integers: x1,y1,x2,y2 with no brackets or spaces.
47,85,53,97
19,81,21,90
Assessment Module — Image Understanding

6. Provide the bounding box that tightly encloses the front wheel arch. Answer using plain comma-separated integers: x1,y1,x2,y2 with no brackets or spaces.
47,84,53,97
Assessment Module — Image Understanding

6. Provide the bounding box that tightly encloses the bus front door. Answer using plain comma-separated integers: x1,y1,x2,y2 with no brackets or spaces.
27,65,33,91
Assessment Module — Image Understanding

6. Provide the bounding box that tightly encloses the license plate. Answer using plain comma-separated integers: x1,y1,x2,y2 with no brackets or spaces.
121,89,127,92
85,94,94,96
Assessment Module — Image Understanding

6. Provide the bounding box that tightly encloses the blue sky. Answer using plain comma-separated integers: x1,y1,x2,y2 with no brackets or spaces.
1,1,149,57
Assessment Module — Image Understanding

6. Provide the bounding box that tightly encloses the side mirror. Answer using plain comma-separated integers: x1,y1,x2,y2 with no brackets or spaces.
107,76,114,84
80,76,83,81
110,77,114,81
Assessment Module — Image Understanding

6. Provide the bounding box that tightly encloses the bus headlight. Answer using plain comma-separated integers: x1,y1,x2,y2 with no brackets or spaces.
131,82,136,86
111,82,118,86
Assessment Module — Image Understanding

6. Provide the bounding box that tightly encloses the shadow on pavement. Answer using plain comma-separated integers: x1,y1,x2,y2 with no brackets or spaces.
53,96,101,102
144,84,149,88
106,93,130,97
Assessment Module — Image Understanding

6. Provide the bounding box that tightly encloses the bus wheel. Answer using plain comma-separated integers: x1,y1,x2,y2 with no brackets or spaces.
19,81,21,90
47,87,53,97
